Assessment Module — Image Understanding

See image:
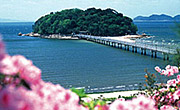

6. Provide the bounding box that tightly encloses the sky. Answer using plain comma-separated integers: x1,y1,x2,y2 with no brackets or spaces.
0,0,180,22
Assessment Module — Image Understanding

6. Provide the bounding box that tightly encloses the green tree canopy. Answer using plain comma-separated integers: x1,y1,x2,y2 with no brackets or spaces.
33,8,138,36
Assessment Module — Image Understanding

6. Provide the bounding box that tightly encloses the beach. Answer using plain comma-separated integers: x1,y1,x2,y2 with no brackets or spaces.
101,35,138,43
87,90,143,98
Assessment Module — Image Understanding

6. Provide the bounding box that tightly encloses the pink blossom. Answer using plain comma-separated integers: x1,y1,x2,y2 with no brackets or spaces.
109,99,130,110
20,65,41,85
132,95,156,110
160,105,176,110
0,55,18,75
157,65,179,76
12,55,32,70
0,86,41,110
177,75,180,81
165,65,171,70
167,79,177,87
155,66,161,73
109,95,156,110
118,98,125,101
166,69,174,76
3,76,14,84
0,82,86,110
173,89,180,100
31,81,86,110
161,70,168,76
171,66,179,74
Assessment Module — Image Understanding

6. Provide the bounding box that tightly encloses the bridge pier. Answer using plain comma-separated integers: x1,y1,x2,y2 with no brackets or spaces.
167,54,169,60
111,42,113,47
114,42,116,47
112,42,115,47
124,45,127,50
76,34,176,60
151,51,157,58
144,49,146,55
132,46,134,52
163,53,169,60
141,48,143,55
117,43,120,48
120,44,122,49
108,41,110,46
151,50,153,57
154,51,157,58
135,47,137,53
127,45,129,51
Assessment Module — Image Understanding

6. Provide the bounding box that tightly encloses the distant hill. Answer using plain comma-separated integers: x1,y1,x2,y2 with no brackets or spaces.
0,18,20,22
134,14,180,22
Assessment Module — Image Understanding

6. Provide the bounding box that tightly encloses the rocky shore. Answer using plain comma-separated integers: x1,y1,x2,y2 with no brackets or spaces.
18,32,79,40
18,32,40,37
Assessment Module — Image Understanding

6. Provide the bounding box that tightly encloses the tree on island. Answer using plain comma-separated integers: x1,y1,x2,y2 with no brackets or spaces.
33,8,138,36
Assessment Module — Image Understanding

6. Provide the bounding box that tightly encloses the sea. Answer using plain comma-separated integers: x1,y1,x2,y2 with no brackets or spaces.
0,21,179,93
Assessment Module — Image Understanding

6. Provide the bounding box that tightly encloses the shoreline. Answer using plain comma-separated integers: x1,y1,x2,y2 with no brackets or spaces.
82,90,145,102
18,32,150,42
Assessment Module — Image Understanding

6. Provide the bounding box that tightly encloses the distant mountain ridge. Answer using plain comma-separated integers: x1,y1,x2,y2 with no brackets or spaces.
134,14,180,22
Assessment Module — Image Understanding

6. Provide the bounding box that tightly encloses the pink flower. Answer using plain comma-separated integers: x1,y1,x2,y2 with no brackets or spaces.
0,86,41,110
165,65,171,70
167,79,177,87
158,65,179,76
0,55,18,75
109,95,156,110
173,89,180,100
161,70,168,76
109,99,129,110
132,95,156,110
0,82,86,110
118,98,125,101
160,105,176,110
31,81,85,110
20,65,41,85
171,66,179,74
155,66,161,73
166,69,174,76
177,75,180,81
12,55,32,70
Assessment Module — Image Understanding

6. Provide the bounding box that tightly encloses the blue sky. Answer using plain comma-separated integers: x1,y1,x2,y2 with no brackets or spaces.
0,0,180,21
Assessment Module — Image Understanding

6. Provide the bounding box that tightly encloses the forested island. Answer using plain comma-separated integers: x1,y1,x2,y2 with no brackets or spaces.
33,8,138,36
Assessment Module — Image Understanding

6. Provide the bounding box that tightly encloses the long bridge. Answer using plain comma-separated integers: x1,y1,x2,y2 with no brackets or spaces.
75,34,178,60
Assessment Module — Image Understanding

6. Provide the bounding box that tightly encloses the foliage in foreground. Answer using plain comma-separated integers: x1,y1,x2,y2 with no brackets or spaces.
33,8,137,36
144,65,180,109
0,37,179,110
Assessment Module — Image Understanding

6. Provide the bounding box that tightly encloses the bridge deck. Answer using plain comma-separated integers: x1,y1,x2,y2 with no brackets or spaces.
76,34,177,55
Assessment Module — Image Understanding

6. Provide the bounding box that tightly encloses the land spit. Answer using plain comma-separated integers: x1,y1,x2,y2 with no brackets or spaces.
18,32,79,40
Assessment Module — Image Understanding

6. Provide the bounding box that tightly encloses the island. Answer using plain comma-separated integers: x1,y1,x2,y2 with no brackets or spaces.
32,8,138,36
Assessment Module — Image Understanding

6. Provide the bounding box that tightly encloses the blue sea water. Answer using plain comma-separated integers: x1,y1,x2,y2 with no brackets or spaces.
0,22,179,93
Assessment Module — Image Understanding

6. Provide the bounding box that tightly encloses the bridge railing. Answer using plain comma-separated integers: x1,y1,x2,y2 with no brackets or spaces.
76,34,178,54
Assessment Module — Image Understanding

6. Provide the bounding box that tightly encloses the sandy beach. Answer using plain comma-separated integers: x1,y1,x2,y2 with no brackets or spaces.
83,90,144,100
102,35,144,43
